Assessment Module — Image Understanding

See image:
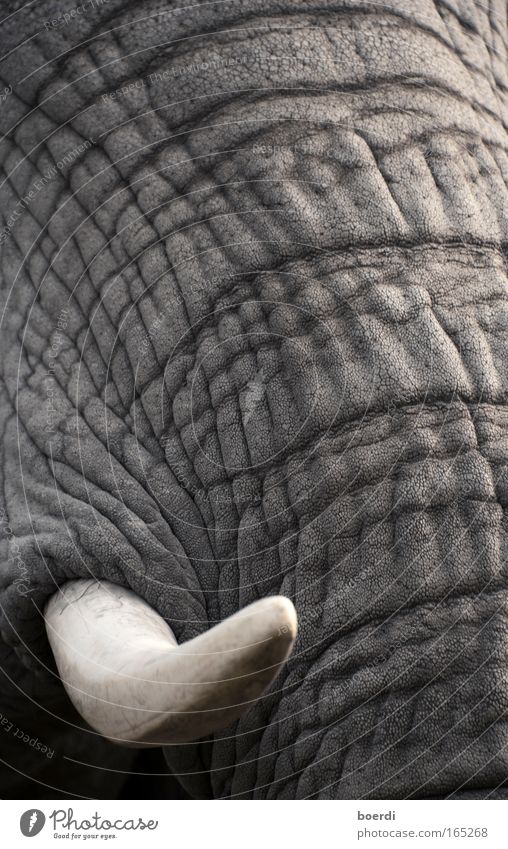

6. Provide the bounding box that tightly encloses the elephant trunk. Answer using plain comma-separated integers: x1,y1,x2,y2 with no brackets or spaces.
46,0,508,797
3,0,508,799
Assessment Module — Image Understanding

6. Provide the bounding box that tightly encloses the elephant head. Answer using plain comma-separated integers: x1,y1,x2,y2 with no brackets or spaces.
1,0,508,800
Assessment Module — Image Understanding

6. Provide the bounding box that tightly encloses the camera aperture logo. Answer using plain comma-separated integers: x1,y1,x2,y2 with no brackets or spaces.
20,810,46,837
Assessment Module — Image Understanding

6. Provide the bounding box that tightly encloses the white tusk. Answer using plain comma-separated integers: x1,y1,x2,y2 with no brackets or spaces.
44,580,297,746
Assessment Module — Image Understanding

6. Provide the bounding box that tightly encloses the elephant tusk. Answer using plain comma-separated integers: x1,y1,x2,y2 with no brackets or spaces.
44,580,297,746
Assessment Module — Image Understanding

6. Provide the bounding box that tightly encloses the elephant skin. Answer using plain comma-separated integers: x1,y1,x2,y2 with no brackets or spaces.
1,0,508,799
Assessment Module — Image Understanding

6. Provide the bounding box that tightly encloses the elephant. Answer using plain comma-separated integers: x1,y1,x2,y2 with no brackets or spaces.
1,0,508,800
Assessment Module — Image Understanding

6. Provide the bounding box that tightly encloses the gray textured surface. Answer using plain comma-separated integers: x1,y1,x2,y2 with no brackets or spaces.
1,0,508,798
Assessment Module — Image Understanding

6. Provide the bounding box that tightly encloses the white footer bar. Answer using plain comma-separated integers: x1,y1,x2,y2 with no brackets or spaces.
2,799,506,848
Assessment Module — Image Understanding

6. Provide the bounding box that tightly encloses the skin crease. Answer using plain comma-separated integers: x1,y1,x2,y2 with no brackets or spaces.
1,0,508,799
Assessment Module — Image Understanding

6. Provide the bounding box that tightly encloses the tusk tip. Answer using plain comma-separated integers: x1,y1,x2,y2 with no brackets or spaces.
262,595,298,644
233,594,298,672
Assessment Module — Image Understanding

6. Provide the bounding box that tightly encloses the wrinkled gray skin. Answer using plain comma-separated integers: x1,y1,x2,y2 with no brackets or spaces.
1,0,508,800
